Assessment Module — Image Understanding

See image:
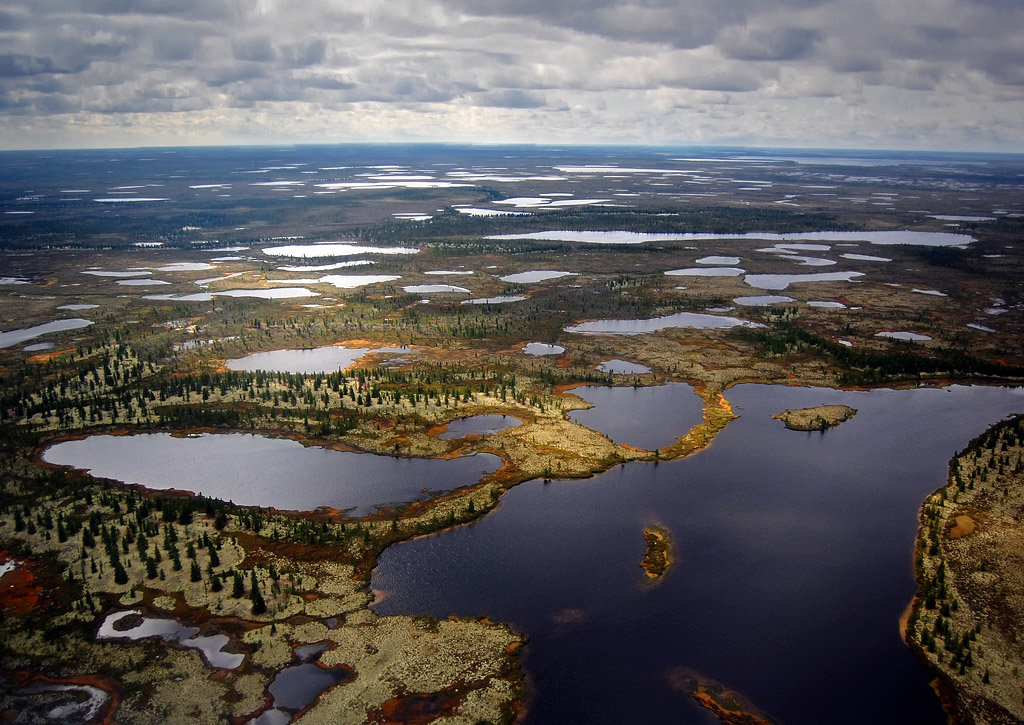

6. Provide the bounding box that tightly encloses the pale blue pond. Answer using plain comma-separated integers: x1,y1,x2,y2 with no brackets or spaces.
43,433,501,515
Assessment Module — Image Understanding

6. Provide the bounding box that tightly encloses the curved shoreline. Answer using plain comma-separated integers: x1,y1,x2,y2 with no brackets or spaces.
906,414,1024,724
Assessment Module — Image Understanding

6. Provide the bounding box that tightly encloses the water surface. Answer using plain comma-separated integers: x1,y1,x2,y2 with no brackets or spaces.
523,343,564,356
226,345,408,373
44,433,500,515
0,318,93,349
373,384,1024,724
440,415,522,439
487,230,974,247
595,359,652,374
565,311,761,335
567,383,704,449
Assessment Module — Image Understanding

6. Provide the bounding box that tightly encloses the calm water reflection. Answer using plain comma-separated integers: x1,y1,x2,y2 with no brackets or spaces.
372,384,1024,724
568,382,704,450
43,433,500,515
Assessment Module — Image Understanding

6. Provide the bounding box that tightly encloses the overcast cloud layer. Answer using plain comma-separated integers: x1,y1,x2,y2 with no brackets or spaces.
1,0,1022,150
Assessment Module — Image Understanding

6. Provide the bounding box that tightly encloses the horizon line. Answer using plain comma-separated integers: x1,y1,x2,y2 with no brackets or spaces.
2,140,1023,157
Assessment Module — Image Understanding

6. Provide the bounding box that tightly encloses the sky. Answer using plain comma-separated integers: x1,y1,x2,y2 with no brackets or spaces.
1,0,1022,151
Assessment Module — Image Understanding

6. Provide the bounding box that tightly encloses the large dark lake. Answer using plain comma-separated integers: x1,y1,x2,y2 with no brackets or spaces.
372,384,1024,723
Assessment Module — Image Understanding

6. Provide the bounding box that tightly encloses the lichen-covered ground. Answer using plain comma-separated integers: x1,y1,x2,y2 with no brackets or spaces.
908,415,1024,724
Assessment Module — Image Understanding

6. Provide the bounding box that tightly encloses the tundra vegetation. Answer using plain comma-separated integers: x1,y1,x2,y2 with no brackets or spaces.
2,146,1023,722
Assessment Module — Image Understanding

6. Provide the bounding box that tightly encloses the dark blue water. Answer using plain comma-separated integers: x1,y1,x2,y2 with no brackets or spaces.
568,382,705,449
372,384,1024,723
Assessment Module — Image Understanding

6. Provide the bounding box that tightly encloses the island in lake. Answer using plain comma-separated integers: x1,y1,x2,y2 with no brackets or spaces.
772,404,858,431
641,526,674,580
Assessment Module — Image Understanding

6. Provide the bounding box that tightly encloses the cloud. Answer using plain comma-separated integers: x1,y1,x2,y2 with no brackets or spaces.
471,89,547,109
0,0,1021,150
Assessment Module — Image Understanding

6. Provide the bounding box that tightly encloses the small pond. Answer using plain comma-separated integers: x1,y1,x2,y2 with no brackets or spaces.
440,415,522,439
251,642,350,724
744,271,863,290
43,433,501,515
876,331,932,341
403,284,470,294
262,243,419,258
664,267,744,277
498,271,576,283
522,343,564,356
0,318,93,349
98,610,244,669
565,311,761,335
462,296,526,305
226,344,409,374
595,359,652,374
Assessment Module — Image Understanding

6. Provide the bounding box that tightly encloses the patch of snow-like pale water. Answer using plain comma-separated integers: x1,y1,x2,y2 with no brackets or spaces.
82,270,152,278
499,270,577,283
315,181,472,190
696,256,741,265
97,610,244,669
758,243,832,253
0,319,93,349
403,284,471,294
277,261,373,272
57,304,99,310
744,271,864,291
226,345,408,374
425,270,473,275
596,359,653,374
262,243,418,258
454,207,529,216
876,331,932,341
665,267,745,277
778,255,837,267
155,262,216,272
967,324,996,333
911,289,948,297
117,279,169,286
842,253,892,262
462,296,526,305
523,342,565,356
928,214,995,222
93,197,168,202
565,311,762,335
0,277,29,285
554,165,697,174
144,288,319,301
494,197,610,208
808,301,848,309
318,275,400,289
486,230,974,247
